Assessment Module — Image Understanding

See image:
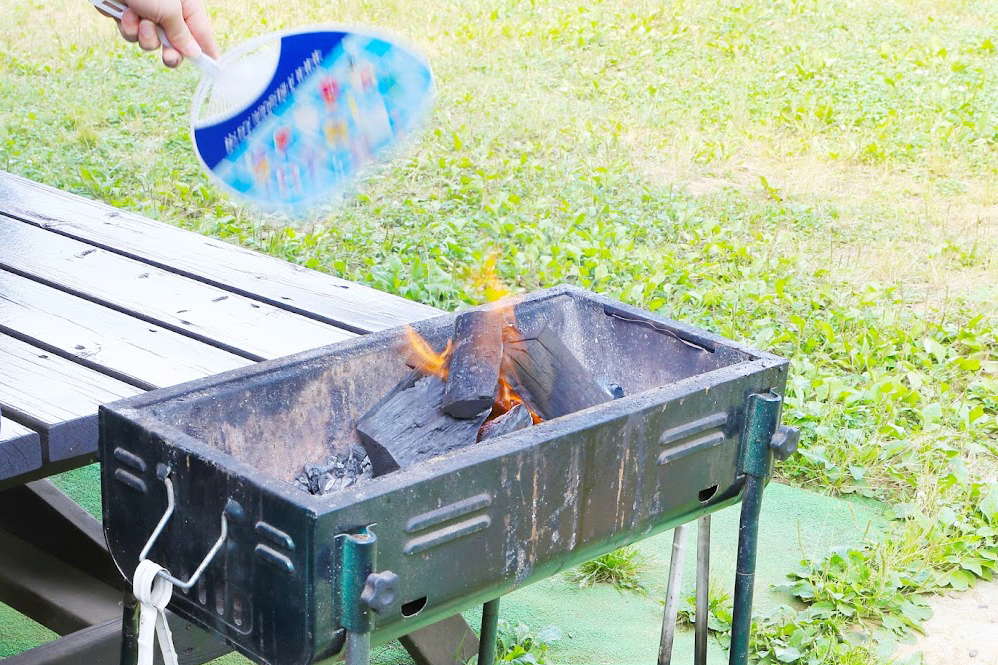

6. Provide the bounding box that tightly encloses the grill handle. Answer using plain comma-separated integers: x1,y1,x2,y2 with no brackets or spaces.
137,469,231,591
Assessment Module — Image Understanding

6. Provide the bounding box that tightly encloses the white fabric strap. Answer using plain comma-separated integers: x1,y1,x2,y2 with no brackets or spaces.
133,559,180,665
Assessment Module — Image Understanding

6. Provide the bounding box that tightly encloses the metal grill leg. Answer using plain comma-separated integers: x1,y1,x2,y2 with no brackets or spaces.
728,475,765,665
345,632,372,665
478,597,500,665
657,524,690,665
119,593,139,665
695,516,711,665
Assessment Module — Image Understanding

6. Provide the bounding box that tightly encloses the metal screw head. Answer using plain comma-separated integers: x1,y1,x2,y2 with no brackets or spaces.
360,571,399,614
769,425,800,461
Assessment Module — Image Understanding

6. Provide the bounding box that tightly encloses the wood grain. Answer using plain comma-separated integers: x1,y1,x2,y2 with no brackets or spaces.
0,334,142,462
0,171,440,333
0,269,250,389
0,416,42,482
503,326,610,420
0,215,354,360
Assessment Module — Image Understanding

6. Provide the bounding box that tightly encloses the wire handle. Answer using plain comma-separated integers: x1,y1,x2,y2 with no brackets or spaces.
88,0,220,77
137,471,229,591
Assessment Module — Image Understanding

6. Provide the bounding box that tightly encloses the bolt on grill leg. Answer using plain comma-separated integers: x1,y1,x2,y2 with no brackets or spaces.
478,597,501,665
657,524,689,665
694,515,711,665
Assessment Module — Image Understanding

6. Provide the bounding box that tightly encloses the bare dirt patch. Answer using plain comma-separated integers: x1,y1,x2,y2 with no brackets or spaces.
894,581,998,665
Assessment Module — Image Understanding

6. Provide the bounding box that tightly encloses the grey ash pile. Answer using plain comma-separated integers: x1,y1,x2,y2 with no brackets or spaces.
293,444,373,496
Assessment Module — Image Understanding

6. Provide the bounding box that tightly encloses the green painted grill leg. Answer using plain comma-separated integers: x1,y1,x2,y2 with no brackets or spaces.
729,392,783,665
339,530,376,665
478,598,501,665
728,474,764,665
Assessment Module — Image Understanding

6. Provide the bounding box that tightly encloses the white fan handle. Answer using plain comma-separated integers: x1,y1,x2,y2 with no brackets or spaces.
89,0,220,77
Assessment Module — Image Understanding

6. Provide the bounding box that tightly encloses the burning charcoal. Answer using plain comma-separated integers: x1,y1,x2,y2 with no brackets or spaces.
606,383,625,399
357,375,489,476
479,403,534,442
503,325,611,420
443,310,503,419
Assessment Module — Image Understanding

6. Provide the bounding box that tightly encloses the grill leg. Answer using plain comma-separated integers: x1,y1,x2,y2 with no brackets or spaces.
345,631,372,665
728,475,764,665
339,531,377,665
119,593,139,665
657,524,689,665
478,597,501,665
694,516,711,665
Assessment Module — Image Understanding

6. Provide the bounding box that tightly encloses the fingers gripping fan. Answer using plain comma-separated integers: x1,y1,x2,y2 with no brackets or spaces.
191,28,433,210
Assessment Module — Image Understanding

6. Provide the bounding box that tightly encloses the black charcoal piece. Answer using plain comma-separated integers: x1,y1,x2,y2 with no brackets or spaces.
442,311,503,418
503,326,611,420
356,375,489,476
479,403,534,442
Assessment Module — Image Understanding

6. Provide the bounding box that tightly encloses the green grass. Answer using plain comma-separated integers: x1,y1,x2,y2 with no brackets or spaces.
2,0,997,663
570,545,648,593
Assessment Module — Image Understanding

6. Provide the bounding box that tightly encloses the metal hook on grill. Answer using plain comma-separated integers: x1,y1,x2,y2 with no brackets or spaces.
137,469,229,591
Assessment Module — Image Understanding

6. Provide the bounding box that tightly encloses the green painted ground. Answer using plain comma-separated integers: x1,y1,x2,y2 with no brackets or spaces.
1,471,883,664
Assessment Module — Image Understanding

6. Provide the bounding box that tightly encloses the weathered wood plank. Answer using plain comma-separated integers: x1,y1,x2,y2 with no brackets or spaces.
399,614,480,665
0,334,142,462
0,171,440,333
0,416,43,482
0,269,251,390
0,529,123,634
0,215,354,360
0,612,231,665
0,480,122,589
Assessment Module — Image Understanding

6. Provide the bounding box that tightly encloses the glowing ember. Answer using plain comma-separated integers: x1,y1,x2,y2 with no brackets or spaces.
494,376,542,424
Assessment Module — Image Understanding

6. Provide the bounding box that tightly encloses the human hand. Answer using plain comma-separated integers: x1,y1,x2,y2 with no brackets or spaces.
103,0,220,69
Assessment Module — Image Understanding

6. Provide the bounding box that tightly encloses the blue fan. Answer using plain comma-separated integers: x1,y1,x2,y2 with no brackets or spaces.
91,2,434,211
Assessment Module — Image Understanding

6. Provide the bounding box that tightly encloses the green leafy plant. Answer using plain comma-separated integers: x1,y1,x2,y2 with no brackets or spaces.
677,583,733,633
570,546,648,592
493,620,562,665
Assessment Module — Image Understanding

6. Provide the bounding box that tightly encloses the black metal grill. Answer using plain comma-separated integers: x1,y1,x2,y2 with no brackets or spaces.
99,286,791,665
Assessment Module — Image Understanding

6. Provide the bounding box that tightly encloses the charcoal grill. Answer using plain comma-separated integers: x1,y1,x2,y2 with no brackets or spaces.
99,286,798,665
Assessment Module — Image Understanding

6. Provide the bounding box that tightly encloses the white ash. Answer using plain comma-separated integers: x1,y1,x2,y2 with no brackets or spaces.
293,444,373,495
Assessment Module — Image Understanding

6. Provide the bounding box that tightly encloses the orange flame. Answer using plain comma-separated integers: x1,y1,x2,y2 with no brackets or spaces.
494,376,542,424
404,325,452,379
471,254,512,302
400,254,542,432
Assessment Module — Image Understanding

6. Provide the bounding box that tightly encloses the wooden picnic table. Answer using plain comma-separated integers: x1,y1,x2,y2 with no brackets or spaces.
0,170,478,665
